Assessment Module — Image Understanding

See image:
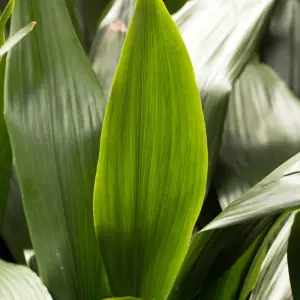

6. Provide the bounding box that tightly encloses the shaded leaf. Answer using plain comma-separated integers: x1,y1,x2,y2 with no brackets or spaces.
1,169,32,264
216,60,300,209
0,259,52,299
104,298,142,300
90,0,135,100
196,230,266,300
173,0,276,184
167,217,274,300
239,212,292,300
249,213,294,300
288,211,300,300
93,0,207,298
205,152,300,231
261,0,300,98
5,0,109,299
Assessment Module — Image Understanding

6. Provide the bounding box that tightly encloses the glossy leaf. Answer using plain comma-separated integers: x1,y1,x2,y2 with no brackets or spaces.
5,0,109,299
204,152,300,231
0,22,36,57
216,60,300,209
167,217,274,300
92,0,275,175
239,213,291,300
261,0,300,98
93,0,207,298
0,259,52,299
173,0,276,184
249,213,294,300
288,211,300,299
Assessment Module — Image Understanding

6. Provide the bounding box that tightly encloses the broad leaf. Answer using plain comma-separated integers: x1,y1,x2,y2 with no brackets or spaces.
5,0,109,299
249,213,294,300
93,0,207,298
92,0,275,170
216,60,300,208
204,152,300,231
0,259,52,299
261,0,300,98
288,211,300,299
173,0,276,184
167,217,274,300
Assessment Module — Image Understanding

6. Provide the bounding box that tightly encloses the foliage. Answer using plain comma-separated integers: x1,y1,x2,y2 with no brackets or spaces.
1,0,300,299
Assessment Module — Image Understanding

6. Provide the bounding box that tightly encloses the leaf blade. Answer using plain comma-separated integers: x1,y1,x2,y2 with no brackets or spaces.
93,0,207,298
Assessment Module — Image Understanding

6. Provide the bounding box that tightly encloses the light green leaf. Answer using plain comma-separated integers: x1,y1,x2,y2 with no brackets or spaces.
261,0,300,98
248,213,294,300
216,61,300,209
167,217,274,300
5,0,109,299
93,0,207,298
0,259,52,299
173,0,276,184
204,152,300,231
288,211,300,300
0,22,36,57
0,0,14,39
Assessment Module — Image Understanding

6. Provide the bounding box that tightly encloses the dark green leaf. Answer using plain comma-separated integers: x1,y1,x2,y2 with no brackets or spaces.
288,211,300,300
239,213,292,300
173,0,276,185
93,0,207,298
167,217,274,300
0,259,52,299
261,0,300,98
1,169,32,264
248,213,294,300
5,0,109,299
216,60,300,209
196,231,266,300
204,152,300,231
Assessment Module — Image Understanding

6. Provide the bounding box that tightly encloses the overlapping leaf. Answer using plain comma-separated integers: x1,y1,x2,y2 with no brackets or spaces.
261,0,300,98
0,259,52,299
248,213,294,300
93,0,207,298
92,0,276,185
5,0,109,299
288,211,300,299
216,60,300,208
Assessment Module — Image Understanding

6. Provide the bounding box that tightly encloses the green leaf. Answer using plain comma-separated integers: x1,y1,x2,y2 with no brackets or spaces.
248,213,294,300
90,0,135,100
288,211,300,299
216,60,300,209
0,22,36,58
167,217,274,300
204,152,300,231
239,212,292,300
261,0,300,98
0,259,52,299
1,169,32,264
93,0,207,298
5,0,109,299
173,0,276,185
0,0,14,40
196,230,266,300
104,298,142,300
